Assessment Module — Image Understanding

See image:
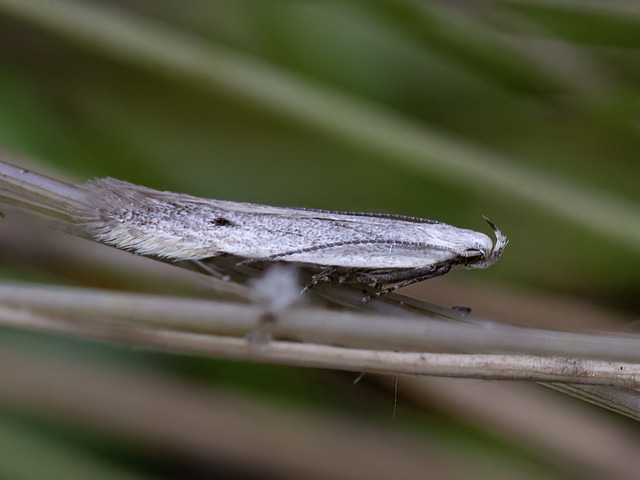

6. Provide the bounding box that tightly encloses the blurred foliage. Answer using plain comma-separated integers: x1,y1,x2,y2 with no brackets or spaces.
0,0,639,478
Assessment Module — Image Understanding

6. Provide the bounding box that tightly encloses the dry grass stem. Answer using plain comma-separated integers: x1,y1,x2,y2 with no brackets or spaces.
1,283,640,362
0,301,639,387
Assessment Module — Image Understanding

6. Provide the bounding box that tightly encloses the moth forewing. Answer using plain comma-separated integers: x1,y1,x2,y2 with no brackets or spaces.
75,177,507,295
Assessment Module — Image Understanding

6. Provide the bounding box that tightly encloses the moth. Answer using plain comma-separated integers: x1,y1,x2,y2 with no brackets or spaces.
75,178,508,296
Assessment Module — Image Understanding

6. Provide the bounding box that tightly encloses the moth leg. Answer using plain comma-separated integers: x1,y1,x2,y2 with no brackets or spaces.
301,266,341,293
365,265,452,301
191,259,231,281
379,265,451,294
236,257,257,267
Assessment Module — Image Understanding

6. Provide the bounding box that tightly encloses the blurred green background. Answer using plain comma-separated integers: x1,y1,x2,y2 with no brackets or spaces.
0,0,639,478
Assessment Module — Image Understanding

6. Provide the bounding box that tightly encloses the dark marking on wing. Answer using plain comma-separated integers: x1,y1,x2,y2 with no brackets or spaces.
209,217,235,227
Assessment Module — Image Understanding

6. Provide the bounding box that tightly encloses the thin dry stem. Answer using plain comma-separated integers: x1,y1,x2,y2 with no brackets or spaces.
1,283,640,362
0,303,639,387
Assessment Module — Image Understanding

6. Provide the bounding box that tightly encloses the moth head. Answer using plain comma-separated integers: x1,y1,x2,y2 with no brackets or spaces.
465,216,508,269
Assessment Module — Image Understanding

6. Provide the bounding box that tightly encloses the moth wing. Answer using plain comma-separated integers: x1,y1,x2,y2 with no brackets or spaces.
272,241,459,269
